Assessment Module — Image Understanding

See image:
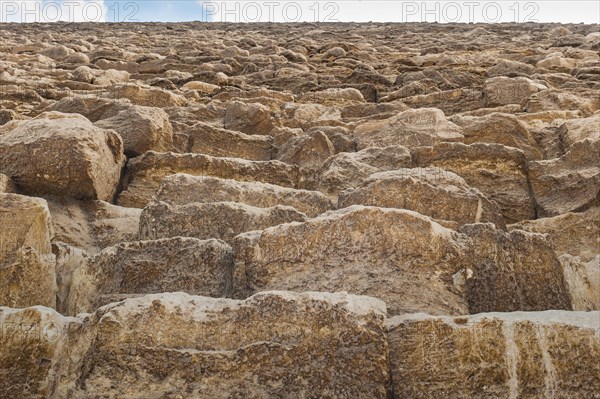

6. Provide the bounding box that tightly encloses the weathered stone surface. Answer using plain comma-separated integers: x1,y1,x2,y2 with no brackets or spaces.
234,205,571,315
2,21,599,397
185,122,273,161
56,291,390,398
387,311,600,399
233,206,471,316
0,194,56,308
139,201,307,243
314,145,413,196
413,142,534,223
67,237,233,314
107,84,187,107
0,174,15,193
0,112,125,201
339,168,506,228
353,108,464,150
155,173,333,217
557,114,600,151
525,89,600,116
510,207,600,261
460,223,572,314
46,198,141,255
559,254,599,311
276,130,336,170
528,138,600,217
94,105,173,157
0,306,81,398
224,101,275,135
452,112,542,160
483,76,547,107
117,151,301,208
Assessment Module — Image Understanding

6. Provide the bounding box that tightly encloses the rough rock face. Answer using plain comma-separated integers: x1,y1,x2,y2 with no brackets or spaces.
139,201,307,243
353,108,464,149
46,198,141,254
0,194,56,308
528,138,600,217
233,206,470,316
413,142,534,223
94,105,174,157
339,168,506,228
233,206,570,316
452,113,542,160
185,122,273,160
460,223,572,313
67,237,233,314
510,207,599,262
57,292,390,398
314,145,413,196
118,151,301,208
387,311,600,399
155,174,333,217
1,21,599,397
0,306,81,398
0,174,15,193
0,113,125,201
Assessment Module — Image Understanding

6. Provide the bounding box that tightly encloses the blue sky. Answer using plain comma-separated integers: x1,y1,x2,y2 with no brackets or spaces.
108,1,209,22
1,1,599,23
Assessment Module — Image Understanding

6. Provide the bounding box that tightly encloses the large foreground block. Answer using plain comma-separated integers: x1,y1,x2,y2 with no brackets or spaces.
0,194,57,308
67,237,233,314
387,311,600,398
233,206,571,316
0,112,125,201
56,291,390,398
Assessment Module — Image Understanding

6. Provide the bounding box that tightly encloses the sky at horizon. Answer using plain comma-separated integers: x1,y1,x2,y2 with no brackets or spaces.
1,0,599,24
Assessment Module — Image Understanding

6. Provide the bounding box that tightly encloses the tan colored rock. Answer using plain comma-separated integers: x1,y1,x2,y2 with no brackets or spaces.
56,291,390,398
94,105,173,157
460,223,572,313
558,114,600,150
233,206,472,316
224,101,275,135
400,88,485,115
276,130,336,170
387,311,600,399
510,207,600,261
452,112,542,160
483,76,547,107
53,242,88,314
155,174,333,217
353,108,464,150
186,122,273,161
525,89,600,116
298,87,365,106
0,112,125,201
181,80,220,93
560,254,600,311
413,142,534,223
67,237,233,314
536,55,576,72
139,201,307,244
108,84,187,107
314,145,413,196
0,174,15,193
0,306,81,398
47,198,141,255
339,168,506,228
0,194,56,308
528,138,600,217
117,151,301,208
45,96,126,122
